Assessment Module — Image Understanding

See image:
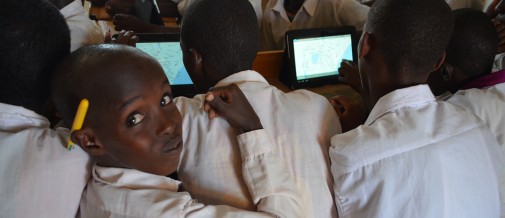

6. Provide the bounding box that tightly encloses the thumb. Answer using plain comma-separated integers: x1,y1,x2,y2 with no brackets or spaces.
206,91,228,114
331,95,351,116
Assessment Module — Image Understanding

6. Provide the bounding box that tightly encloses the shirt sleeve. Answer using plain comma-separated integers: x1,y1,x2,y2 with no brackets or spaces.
237,129,305,218
181,129,305,218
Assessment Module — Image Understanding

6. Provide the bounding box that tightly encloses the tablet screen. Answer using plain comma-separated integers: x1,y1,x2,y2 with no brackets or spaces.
137,42,193,85
292,34,353,81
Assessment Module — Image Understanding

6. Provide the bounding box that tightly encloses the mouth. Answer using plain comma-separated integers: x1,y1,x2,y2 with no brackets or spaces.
161,136,183,154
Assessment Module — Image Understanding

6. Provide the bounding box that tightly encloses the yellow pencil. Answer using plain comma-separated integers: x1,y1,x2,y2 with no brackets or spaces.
67,99,89,150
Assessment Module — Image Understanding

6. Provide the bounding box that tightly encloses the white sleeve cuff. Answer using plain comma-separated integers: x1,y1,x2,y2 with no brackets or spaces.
237,129,274,159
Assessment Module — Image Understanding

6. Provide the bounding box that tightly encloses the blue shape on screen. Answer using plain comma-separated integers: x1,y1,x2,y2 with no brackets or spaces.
311,54,320,64
169,67,193,85
343,44,353,61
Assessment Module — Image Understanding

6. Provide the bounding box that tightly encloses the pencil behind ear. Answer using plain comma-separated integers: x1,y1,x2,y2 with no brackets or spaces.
70,128,106,156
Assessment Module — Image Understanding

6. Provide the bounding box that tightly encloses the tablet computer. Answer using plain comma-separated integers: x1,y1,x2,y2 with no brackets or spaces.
135,33,196,97
281,26,357,89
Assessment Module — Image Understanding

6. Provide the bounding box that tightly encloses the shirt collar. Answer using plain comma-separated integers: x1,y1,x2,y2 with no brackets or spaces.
270,0,318,17
271,0,285,14
93,165,181,192
0,103,49,131
215,70,268,87
302,0,318,17
365,85,435,126
59,0,83,19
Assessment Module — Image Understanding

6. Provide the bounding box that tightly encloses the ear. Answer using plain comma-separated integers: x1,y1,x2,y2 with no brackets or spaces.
432,52,446,71
440,63,454,82
189,48,203,75
71,128,106,156
359,32,372,58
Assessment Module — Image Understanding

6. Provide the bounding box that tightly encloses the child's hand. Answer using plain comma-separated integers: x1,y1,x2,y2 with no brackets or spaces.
105,0,135,16
204,84,263,133
338,61,365,95
329,95,367,132
112,30,139,46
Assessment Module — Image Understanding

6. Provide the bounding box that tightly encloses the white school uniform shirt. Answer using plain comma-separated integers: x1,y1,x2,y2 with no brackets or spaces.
79,130,305,218
60,0,103,52
0,103,91,218
176,70,341,218
260,0,369,50
330,85,505,218
447,82,505,148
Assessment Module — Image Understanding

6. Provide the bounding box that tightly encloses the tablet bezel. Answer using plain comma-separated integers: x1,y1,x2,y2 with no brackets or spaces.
284,26,357,89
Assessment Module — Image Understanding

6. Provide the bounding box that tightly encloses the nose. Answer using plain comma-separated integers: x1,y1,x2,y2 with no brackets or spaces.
156,109,177,136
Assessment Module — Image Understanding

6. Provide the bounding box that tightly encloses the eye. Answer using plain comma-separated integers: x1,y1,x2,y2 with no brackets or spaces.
126,113,146,127
160,94,172,106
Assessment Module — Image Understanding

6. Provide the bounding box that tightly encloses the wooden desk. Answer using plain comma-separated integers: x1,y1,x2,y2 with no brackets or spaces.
252,50,362,103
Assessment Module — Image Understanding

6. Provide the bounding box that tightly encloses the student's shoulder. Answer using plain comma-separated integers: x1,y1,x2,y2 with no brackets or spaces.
285,89,331,104
448,85,505,108
82,178,194,217
330,101,483,174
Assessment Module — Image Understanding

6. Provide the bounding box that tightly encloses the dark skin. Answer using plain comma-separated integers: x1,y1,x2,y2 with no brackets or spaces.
113,14,180,33
342,28,445,112
283,0,304,15
105,0,135,16
104,30,139,46
328,95,367,132
327,60,368,132
105,0,180,33
426,63,469,96
71,52,184,176
69,47,262,176
485,0,505,53
180,39,234,93
204,84,263,133
106,0,180,17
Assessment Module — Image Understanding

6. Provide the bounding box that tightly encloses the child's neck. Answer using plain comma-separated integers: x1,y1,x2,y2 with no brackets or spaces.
283,0,304,15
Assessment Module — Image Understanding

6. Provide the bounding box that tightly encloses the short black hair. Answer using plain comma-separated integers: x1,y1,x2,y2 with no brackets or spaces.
52,44,159,127
180,0,259,76
447,9,498,79
366,0,453,78
0,0,70,112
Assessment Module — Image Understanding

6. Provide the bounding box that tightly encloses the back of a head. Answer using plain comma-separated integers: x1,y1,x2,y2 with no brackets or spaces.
181,0,259,76
447,9,498,80
367,0,453,78
0,0,70,112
